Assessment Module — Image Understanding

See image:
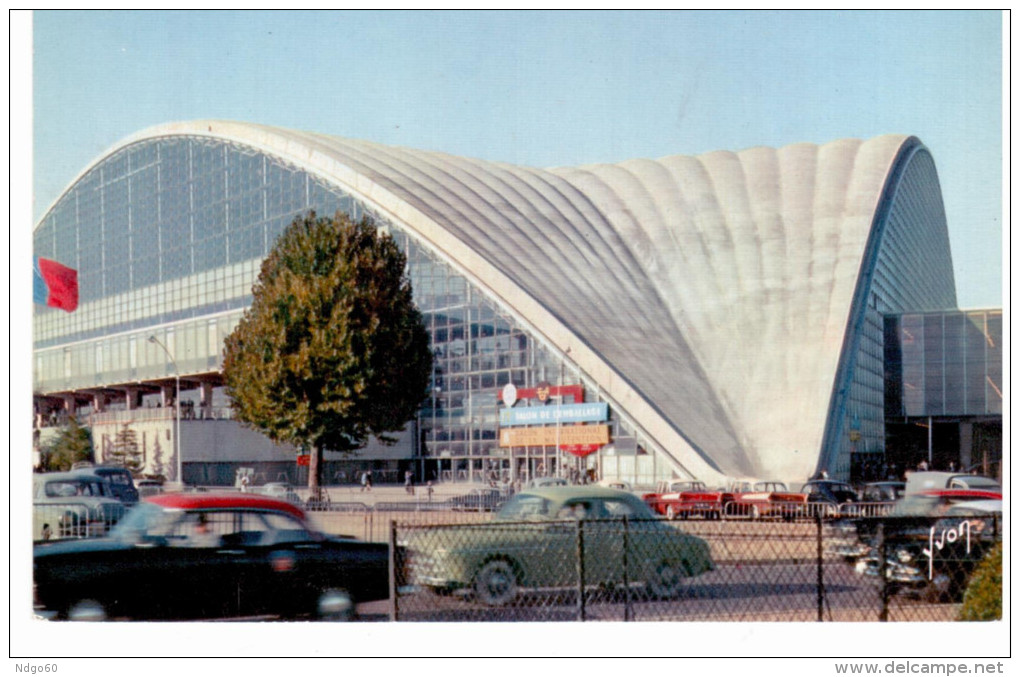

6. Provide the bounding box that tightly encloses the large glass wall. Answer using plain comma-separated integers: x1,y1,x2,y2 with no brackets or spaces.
828,147,958,480
34,135,668,486
885,310,1003,418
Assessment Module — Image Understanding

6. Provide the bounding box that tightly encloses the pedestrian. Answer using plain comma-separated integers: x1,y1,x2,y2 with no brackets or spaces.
41,523,52,541
426,480,434,502
239,474,250,493
404,470,413,494
360,471,368,492
365,470,373,491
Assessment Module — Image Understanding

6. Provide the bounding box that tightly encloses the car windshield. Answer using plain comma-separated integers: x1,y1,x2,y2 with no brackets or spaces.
497,494,551,519
109,503,182,540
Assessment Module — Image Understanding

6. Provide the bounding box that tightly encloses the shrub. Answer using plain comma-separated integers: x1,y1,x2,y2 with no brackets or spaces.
958,541,1002,621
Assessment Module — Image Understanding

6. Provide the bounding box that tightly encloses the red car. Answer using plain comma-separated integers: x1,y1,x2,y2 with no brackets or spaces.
723,480,808,520
34,492,394,621
643,481,724,520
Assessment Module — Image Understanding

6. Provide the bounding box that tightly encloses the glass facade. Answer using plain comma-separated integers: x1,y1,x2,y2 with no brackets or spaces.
824,146,958,479
34,136,663,485
885,310,1003,418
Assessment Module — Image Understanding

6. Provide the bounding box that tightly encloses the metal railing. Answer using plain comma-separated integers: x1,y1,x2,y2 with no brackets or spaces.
33,501,127,541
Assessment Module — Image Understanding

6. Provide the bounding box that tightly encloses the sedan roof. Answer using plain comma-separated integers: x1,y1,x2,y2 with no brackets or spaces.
146,492,306,519
517,485,639,501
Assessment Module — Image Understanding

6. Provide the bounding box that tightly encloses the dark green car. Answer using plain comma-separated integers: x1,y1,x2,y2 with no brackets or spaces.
408,486,714,606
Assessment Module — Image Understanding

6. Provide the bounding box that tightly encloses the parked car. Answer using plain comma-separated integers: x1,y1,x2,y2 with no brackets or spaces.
828,488,1001,561
71,465,139,505
596,478,633,491
135,479,165,498
858,481,906,503
800,480,859,509
257,482,303,504
904,471,1001,495
724,480,808,520
851,492,1002,602
33,471,126,540
525,477,567,489
642,480,724,520
33,492,395,621
407,486,714,605
447,488,507,512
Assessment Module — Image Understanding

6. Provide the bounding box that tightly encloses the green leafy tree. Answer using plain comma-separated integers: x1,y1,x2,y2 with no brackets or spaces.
223,211,433,494
41,417,94,471
959,541,1002,621
108,423,144,473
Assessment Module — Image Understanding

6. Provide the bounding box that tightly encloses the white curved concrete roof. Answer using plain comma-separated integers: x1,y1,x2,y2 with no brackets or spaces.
89,122,921,484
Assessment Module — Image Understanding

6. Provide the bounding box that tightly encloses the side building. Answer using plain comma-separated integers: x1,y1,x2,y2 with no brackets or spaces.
33,121,961,488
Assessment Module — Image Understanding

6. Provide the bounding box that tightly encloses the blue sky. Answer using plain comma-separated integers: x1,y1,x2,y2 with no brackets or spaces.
28,10,1003,307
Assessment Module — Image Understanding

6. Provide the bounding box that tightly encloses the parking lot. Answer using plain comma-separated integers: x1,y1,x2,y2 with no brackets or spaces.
32,482,996,623
288,486,991,623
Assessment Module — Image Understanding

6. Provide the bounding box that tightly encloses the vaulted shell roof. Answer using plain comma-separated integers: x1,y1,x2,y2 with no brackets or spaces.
96,122,929,483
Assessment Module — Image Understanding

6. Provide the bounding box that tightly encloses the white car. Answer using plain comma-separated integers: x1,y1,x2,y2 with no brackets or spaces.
258,482,303,504
524,477,567,489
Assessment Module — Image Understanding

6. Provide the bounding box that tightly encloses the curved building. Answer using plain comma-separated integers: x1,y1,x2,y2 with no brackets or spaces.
33,121,957,487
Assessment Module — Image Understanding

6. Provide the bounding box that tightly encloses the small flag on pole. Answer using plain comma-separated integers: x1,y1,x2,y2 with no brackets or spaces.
33,256,79,312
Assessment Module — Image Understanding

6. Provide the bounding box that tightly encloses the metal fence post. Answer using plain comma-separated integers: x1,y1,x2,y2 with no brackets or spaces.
816,515,824,622
388,519,398,622
623,516,632,622
878,521,888,622
576,518,586,622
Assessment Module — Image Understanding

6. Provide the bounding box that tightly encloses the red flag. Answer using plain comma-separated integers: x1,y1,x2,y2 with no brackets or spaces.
36,257,79,312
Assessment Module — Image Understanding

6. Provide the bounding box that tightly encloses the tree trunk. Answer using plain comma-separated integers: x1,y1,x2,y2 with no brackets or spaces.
308,444,322,496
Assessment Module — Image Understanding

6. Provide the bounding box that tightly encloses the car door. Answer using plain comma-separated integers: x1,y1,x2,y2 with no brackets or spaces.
158,510,247,618
552,499,619,587
231,510,327,616
588,498,656,585
536,500,590,588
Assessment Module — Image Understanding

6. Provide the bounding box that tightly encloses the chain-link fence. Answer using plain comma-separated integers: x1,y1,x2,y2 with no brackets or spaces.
310,500,496,542
389,513,1001,622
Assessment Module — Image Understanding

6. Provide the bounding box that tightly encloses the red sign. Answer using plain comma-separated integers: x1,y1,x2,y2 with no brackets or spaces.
499,383,584,404
296,455,310,467
560,444,600,458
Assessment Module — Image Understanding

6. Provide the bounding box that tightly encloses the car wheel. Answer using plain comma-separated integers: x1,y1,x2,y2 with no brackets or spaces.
647,561,687,599
473,559,519,606
315,588,354,621
665,506,677,520
67,599,107,622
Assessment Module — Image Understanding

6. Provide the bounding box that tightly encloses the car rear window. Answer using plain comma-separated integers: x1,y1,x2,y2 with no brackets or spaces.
45,481,105,497
102,471,132,485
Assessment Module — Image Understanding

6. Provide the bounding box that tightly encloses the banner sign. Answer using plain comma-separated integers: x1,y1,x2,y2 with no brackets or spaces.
499,425,610,448
499,402,608,426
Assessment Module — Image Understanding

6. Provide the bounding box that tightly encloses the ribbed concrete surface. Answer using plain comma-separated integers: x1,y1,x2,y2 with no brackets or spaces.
96,123,929,483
